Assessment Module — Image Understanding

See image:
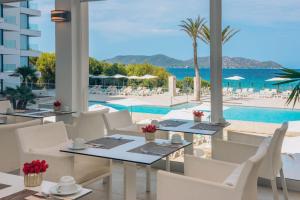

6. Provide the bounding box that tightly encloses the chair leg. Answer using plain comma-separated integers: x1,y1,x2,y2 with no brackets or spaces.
271,179,279,200
280,168,289,200
103,176,112,200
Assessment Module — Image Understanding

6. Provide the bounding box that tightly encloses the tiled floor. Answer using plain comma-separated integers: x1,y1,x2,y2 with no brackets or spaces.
82,163,300,200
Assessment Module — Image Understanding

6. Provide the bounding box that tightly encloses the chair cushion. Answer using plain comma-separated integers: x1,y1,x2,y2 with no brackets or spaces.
223,163,244,187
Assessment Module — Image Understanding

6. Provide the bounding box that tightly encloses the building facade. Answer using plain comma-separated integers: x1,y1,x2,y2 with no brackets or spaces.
0,0,41,88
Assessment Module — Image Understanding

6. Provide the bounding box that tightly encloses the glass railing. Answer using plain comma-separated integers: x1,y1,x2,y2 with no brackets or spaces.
4,40,16,49
3,64,16,72
29,2,38,10
28,24,39,30
29,44,39,51
4,16,17,25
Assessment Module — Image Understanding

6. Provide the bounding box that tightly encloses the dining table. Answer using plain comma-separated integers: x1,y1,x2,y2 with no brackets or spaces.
60,134,191,200
0,172,91,200
157,119,230,155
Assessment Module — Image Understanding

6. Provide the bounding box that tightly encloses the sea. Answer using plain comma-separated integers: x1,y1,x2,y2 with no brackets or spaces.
167,68,297,91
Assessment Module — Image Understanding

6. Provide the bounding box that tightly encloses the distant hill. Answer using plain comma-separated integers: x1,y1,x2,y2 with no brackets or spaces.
105,54,282,69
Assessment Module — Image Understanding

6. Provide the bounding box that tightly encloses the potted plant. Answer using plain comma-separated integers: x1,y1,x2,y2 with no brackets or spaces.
23,160,49,187
193,110,204,122
53,100,62,111
142,124,156,142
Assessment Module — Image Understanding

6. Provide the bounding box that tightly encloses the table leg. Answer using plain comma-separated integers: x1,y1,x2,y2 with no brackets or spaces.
146,165,151,192
166,156,170,171
184,133,193,155
124,162,137,200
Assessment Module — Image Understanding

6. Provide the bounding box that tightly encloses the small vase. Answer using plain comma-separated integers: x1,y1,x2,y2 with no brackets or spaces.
194,116,202,122
24,173,43,187
145,132,155,142
54,106,61,111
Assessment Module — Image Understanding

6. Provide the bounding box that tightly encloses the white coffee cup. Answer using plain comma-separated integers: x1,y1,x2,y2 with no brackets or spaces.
171,134,183,144
57,176,77,193
73,138,86,149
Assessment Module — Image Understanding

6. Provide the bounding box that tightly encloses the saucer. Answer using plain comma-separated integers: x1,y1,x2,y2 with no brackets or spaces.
68,144,87,150
171,140,183,144
49,184,82,196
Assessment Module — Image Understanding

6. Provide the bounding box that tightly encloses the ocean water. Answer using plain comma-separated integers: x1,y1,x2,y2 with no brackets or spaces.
167,68,298,91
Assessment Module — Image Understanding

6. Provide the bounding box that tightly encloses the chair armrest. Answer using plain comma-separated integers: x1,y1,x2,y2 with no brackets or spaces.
184,155,238,183
157,171,235,200
227,131,266,146
212,138,258,164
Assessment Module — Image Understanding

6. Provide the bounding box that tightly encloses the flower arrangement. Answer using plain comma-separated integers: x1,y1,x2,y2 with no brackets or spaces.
23,160,49,175
193,110,204,122
53,100,62,111
142,124,156,141
23,160,49,187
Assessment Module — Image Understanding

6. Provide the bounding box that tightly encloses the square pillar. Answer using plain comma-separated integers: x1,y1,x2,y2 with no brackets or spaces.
210,0,225,123
168,76,176,97
55,0,89,113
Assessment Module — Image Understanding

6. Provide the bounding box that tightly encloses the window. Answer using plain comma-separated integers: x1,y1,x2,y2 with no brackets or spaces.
3,64,16,72
0,29,3,46
20,0,29,8
0,4,3,18
20,57,29,67
20,35,29,50
20,14,29,29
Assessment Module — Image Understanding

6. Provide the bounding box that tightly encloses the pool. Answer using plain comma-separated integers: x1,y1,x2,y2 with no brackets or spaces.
89,101,300,124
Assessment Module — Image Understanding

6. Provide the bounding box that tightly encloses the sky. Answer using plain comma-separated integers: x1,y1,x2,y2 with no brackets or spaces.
32,0,300,67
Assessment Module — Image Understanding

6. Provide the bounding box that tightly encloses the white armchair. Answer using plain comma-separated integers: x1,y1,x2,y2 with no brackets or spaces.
157,138,270,200
16,122,112,185
212,123,289,200
0,119,42,172
103,110,142,136
0,100,12,113
65,109,109,140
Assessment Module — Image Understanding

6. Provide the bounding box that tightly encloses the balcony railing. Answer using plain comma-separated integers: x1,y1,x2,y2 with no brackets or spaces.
28,23,38,30
4,16,16,25
4,40,16,49
29,44,39,51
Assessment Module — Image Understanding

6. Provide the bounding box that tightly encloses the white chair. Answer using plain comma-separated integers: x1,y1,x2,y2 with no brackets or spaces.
65,109,109,140
16,122,112,186
212,123,289,200
0,100,12,113
157,138,270,200
0,119,42,172
103,110,142,136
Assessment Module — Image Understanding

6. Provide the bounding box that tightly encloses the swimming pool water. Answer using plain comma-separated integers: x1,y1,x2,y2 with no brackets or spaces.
89,101,300,124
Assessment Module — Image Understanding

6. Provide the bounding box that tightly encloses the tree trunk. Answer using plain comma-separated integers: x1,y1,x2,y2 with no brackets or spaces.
193,40,201,101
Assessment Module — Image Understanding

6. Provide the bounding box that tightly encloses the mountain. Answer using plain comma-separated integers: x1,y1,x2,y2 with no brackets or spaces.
105,54,282,69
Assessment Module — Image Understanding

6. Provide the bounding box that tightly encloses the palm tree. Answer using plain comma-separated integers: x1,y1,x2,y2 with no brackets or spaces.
275,68,300,107
179,16,206,101
16,66,37,86
199,25,239,45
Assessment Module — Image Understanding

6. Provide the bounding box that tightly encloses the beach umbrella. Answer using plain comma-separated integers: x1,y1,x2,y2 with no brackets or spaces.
128,75,143,80
225,76,245,89
265,77,291,91
265,77,290,82
141,74,158,79
224,76,245,81
112,74,127,79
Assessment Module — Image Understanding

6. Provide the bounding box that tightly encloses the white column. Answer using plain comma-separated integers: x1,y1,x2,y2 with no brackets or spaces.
168,76,176,97
210,0,224,123
55,0,89,113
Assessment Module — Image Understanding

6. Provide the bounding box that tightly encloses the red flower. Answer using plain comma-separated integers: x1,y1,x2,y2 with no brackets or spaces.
23,160,49,175
142,124,157,133
53,100,62,107
193,110,204,117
